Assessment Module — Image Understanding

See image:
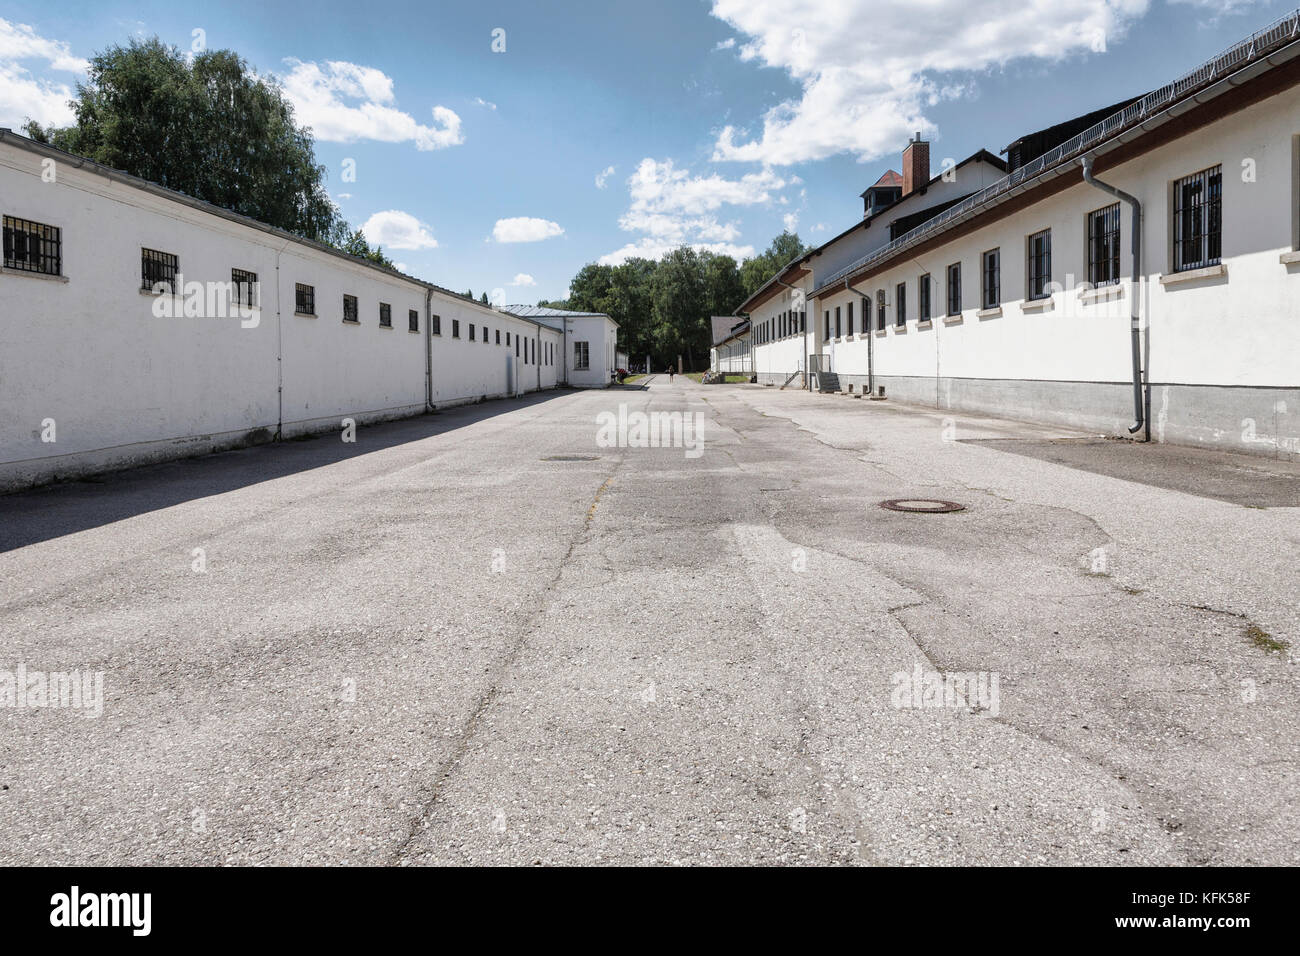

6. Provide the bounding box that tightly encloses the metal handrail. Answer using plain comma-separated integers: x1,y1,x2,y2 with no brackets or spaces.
814,8,1300,294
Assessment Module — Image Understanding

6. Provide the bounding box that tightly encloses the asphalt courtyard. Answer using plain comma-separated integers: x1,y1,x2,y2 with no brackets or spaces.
1,376,1296,865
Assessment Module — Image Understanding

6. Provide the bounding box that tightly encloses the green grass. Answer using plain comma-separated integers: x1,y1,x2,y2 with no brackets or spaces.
685,372,747,383
619,374,646,384
1245,624,1289,654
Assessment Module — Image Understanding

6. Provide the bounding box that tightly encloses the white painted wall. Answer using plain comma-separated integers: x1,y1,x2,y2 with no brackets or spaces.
0,138,562,488
560,315,619,387
824,85,1300,391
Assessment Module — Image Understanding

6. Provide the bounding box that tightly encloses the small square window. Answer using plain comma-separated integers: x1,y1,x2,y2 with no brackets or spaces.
232,268,258,308
3,216,62,275
143,248,179,294
294,282,315,316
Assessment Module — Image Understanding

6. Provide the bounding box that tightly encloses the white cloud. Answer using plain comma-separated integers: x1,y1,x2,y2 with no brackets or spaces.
474,96,497,110
335,192,353,200
715,37,737,50
595,164,616,189
0,19,86,128
598,157,790,263
510,273,537,287
492,217,564,243
709,0,1151,165
281,59,463,151
360,210,439,250
783,212,798,231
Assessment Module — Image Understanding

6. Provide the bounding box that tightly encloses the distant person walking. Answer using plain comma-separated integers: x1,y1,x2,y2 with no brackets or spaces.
668,367,675,383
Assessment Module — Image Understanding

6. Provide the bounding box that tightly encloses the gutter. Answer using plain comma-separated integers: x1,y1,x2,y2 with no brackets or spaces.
1080,155,1146,438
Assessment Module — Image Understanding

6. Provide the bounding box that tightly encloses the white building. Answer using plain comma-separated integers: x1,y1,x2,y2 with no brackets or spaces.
0,130,564,491
740,9,1300,460
710,315,752,377
502,306,620,388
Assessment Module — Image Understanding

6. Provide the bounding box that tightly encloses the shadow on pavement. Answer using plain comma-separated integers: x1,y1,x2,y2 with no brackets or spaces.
0,389,574,553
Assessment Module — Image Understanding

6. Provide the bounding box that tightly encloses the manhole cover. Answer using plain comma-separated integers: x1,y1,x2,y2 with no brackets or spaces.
541,454,600,462
880,498,965,513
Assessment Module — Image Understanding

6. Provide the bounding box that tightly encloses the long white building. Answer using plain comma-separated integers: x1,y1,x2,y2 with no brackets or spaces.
0,130,596,491
740,10,1300,460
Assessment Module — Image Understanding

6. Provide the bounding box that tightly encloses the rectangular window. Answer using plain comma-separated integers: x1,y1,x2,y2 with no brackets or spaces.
1173,165,1222,272
452,318,461,338
918,274,931,322
824,310,830,340
876,291,886,330
293,281,315,316
483,326,490,345
3,216,62,275
515,335,520,357
846,301,854,336
232,268,258,308
1088,203,1121,287
946,263,961,316
574,341,590,369
1027,229,1052,300
834,307,841,338
469,323,476,341
981,249,1000,309
506,331,511,346
343,294,358,322
143,248,180,295
409,308,419,332
495,329,501,345
379,302,392,327
895,282,906,327
432,314,442,335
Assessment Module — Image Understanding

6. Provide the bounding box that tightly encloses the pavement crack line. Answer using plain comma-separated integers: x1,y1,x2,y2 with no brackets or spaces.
387,459,623,864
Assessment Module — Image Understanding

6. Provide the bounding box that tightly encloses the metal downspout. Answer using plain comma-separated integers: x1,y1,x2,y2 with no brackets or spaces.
846,278,874,396
1081,155,1146,438
424,287,433,411
773,276,803,389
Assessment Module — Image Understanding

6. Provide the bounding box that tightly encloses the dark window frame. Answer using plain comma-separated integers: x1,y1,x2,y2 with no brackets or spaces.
431,313,442,335
981,248,1000,310
1087,203,1122,287
343,294,358,323
918,274,931,322
3,216,62,276
895,282,906,327
143,248,180,295
946,263,962,316
231,268,258,308
452,318,461,338
294,282,315,316
1027,229,1052,300
1172,164,1222,272
379,302,392,327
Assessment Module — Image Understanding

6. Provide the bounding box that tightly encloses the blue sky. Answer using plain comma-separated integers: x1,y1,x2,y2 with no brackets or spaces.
0,0,1286,303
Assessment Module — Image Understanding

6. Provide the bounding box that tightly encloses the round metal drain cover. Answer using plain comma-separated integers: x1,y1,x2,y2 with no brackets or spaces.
880,498,965,513
541,454,600,462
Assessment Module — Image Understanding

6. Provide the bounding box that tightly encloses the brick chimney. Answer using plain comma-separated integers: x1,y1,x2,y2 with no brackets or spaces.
902,132,929,197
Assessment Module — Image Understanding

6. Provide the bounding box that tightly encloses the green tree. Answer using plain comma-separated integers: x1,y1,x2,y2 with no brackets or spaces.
739,230,809,299
27,37,344,245
651,247,710,371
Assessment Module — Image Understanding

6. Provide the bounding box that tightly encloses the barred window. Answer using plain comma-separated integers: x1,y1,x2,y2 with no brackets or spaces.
294,282,315,315
232,268,258,307
379,302,392,327
1027,229,1052,300
469,323,475,341
1173,165,1222,272
431,313,442,335
3,216,61,275
495,329,501,345
919,274,931,321
946,263,961,316
142,248,179,294
452,319,460,338
876,290,886,330
409,309,419,332
895,282,907,327
574,341,590,370
1088,204,1121,287
343,294,358,322
483,326,490,345
981,249,1000,309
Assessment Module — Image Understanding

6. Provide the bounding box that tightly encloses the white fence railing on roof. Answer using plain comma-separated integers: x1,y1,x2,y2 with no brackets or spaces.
814,8,1300,294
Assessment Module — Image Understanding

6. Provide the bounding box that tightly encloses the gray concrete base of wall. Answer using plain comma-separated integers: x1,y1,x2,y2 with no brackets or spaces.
753,371,1300,461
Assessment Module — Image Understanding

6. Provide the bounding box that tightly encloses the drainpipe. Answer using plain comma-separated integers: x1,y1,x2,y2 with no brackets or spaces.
424,287,433,411
773,276,802,389
1080,155,1146,438
846,278,874,396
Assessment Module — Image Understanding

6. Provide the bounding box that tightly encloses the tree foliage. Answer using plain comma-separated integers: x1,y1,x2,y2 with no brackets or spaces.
560,232,808,371
23,36,389,265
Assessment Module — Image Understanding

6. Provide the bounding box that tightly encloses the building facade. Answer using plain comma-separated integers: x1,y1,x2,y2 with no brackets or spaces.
740,10,1300,460
503,306,620,388
0,131,564,491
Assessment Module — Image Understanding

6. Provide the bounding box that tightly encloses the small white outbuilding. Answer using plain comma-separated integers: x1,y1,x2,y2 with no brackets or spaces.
503,306,620,388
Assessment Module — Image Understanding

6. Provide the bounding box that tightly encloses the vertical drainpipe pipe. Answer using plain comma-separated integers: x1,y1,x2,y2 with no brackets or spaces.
424,286,433,411
1081,155,1146,438
274,238,291,440
845,278,874,396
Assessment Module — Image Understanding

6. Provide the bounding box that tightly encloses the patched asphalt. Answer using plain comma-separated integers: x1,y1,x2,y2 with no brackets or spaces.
0,378,1296,865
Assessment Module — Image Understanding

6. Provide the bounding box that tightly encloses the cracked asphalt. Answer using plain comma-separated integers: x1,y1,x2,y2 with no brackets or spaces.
1,376,1296,865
